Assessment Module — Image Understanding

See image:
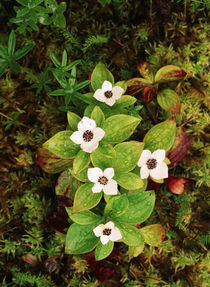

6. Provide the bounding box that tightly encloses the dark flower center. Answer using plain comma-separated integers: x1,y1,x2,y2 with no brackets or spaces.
104,90,113,98
83,130,94,142
98,176,108,185
103,228,112,236
146,158,157,170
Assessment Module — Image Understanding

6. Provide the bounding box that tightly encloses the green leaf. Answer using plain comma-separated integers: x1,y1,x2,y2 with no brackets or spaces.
155,65,187,83
67,111,81,130
157,89,181,114
70,168,89,182
0,63,9,77
114,172,144,190
116,223,144,246
143,117,176,152
50,89,66,96
114,95,136,109
53,13,66,29
140,224,165,246
16,0,28,7
113,141,144,173
43,131,80,159
70,210,102,225
73,150,90,174
74,80,90,91
90,143,116,170
91,106,105,127
0,44,8,57
73,183,102,213
8,31,16,56
95,240,114,261
91,62,114,91
103,114,141,144
14,43,34,60
104,194,129,218
128,243,144,259
116,191,155,225
114,80,127,91
55,170,81,200
65,223,99,254
62,50,67,66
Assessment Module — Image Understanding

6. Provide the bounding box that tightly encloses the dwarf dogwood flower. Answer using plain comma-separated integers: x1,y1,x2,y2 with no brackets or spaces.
88,167,118,195
70,117,105,153
93,221,122,245
137,149,168,180
93,80,124,106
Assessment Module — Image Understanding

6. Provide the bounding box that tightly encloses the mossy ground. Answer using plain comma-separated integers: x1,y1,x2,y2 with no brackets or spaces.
0,0,209,286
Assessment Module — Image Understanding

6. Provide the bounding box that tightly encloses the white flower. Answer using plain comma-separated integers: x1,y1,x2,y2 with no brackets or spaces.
88,167,118,195
70,117,105,153
93,80,124,107
137,149,168,180
93,221,122,245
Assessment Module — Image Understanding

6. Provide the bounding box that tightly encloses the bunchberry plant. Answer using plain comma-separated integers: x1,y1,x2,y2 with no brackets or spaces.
40,62,183,260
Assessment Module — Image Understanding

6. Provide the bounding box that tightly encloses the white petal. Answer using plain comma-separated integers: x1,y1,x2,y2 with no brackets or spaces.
104,97,116,107
92,183,102,193
152,149,166,163
88,167,103,182
102,80,112,92
104,168,114,179
140,165,149,179
109,227,122,241
78,116,96,132
81,141,99,153
100,235,110,245
93,89,106,103
93,225,104,237
149,162,168,180
70,131,83,144
103,179,118,195
104,221,114,229
112,86,124,100
93,127,105,141
137,150,152,167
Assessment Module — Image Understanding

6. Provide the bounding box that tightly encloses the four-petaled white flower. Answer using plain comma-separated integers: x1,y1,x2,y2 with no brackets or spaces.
93,80,124,106
137,149,168,180
93,221,122,245
70,117,105,153
88,167,118,195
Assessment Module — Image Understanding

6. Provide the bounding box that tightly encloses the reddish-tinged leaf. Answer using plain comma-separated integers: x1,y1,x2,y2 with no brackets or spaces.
167,127,189,164
36,147,73,174
48,195,72,234
155,65,187,83
22,254,38,266
165,175,195,194
126,77,151,95
137,61,154,81
157,89,181,114
140,224,165,246
142,86,156,103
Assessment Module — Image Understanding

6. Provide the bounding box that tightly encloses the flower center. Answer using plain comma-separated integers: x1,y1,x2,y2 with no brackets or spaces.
98,176,108,185
83,130,94,142
146,158,157,170
103,228,112,236
104,90,113,98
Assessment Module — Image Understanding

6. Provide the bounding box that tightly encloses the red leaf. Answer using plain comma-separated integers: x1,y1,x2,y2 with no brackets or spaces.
126,77,151,95
48,195,72,234
167,127,189,164
155,65,187,83
36,147,73,174
165,175,195,194
142,86,156,103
